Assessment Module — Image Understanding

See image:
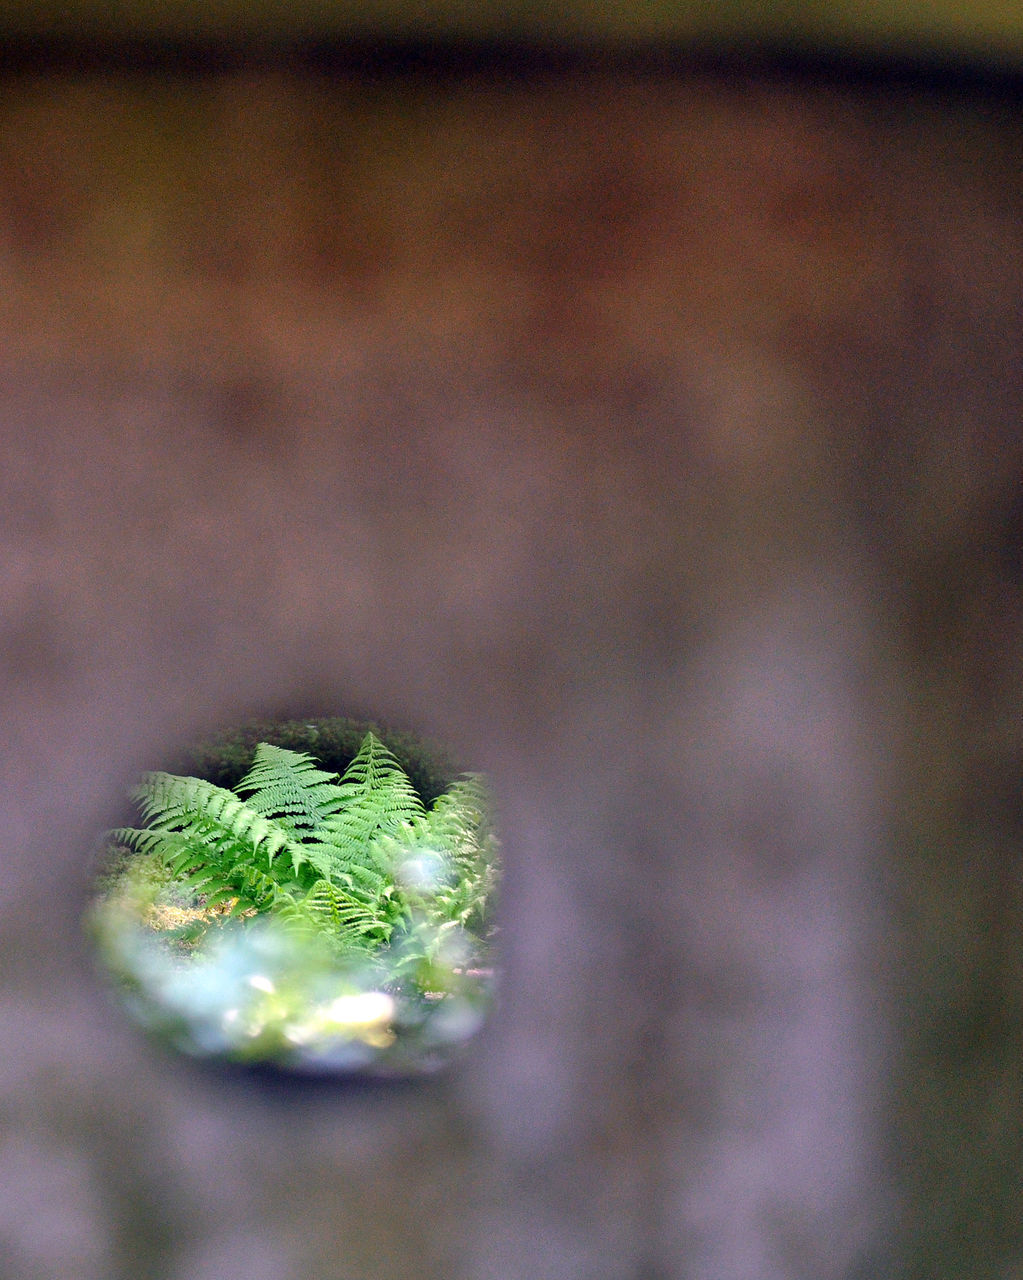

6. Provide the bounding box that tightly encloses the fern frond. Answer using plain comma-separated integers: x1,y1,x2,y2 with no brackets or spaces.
319,733,425,865
273,878,398,953
303,879,394,941
381,774,501,942
428,774,496,867
114,770,313,919
236,743,345,834
131,772,296,867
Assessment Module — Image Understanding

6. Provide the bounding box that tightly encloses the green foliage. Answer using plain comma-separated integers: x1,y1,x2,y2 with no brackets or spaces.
105,731,500,987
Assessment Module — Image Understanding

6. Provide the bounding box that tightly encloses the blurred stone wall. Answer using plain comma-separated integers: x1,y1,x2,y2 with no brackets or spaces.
1,61,1022,1280
3,0,1023,62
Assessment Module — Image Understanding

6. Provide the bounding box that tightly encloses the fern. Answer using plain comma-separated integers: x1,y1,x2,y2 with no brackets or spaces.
236,743,345,835
319,734,425,868
103,731,500,985
280,880,399,950
373,772,500,948
110,773,308,912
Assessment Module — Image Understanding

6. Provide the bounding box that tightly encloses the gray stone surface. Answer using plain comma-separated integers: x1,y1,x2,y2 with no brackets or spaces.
1,70,1022,1279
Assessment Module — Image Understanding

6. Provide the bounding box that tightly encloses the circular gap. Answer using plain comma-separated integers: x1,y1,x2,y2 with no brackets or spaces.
84,715,500,1078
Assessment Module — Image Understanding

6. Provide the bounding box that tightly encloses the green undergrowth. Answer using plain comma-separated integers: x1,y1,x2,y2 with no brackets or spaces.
89,726,500,1074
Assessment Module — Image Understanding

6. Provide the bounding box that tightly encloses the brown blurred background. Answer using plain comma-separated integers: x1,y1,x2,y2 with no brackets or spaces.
1,6,1022,1280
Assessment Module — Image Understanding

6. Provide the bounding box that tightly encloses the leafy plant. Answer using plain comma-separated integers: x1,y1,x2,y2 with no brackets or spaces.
104,732,500,987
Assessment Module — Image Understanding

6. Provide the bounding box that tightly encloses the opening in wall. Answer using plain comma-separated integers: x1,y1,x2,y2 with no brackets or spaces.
85,715,501,1078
